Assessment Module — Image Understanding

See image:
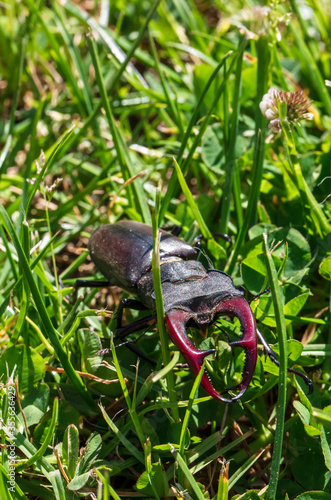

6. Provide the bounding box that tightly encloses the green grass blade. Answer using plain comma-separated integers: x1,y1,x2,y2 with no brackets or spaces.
136,351,180,407
2,425,54,475
0,134,12,177
219,36,245,234
48,470,67,500
159,49,234,222
99,0,162,93
95,469,122,500
152,186,179,421
177,365,204,485
249,34,269,225
263,233,288,500
178,364,204,456
280,118,330,238
87,34,151,223
188,431,255,476
228,449,265,490
170,445,206,500
289,22,331,115
0,463,28,500
9,37,26,136
99,402,145,465
18,98,45,226
216,462,229,500
26,125,76,214
16,399,59,471
52,2,93,113
0,204,98,413
149,31,184,137
173,157,211,239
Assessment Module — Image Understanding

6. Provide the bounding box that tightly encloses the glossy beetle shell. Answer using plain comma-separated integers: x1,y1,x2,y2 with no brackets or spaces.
88,220,259,402
88,220,197,294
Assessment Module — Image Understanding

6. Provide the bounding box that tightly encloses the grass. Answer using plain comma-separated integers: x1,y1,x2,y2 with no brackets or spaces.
0,0,330,499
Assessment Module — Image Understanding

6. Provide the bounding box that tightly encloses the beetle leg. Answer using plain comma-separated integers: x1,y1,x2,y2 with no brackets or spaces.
256,329,313,394
116,298,149,330
115,298,154,339
75,279,112,288
98,319,156,367
98,298,156,364
98,314,156,364
117,315,156,338
161,224,183,236
256,328,279,361
165,309,242,403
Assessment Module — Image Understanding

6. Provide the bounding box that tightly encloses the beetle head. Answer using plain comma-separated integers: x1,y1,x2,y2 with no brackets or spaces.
165,296,258,403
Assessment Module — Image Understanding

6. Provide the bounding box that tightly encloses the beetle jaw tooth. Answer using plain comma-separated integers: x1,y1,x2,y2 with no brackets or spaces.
165,309,254,403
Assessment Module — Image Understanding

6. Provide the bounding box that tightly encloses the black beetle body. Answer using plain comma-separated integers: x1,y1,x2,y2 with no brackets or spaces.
89,221,243,314
88,220,258,403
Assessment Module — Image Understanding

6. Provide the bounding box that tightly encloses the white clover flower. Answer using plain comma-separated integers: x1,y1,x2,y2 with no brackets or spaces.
233,6,291,41
260,88,313,133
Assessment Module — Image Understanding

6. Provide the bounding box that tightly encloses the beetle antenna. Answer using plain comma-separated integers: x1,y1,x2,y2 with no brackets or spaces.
249,287,271,303
115,327,152,349
194,246,214,269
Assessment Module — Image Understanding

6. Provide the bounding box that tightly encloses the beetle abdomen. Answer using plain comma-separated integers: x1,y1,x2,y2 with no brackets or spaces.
88,221,197,294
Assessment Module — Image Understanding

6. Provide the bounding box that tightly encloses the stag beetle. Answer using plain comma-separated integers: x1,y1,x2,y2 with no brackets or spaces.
78,220,312,402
